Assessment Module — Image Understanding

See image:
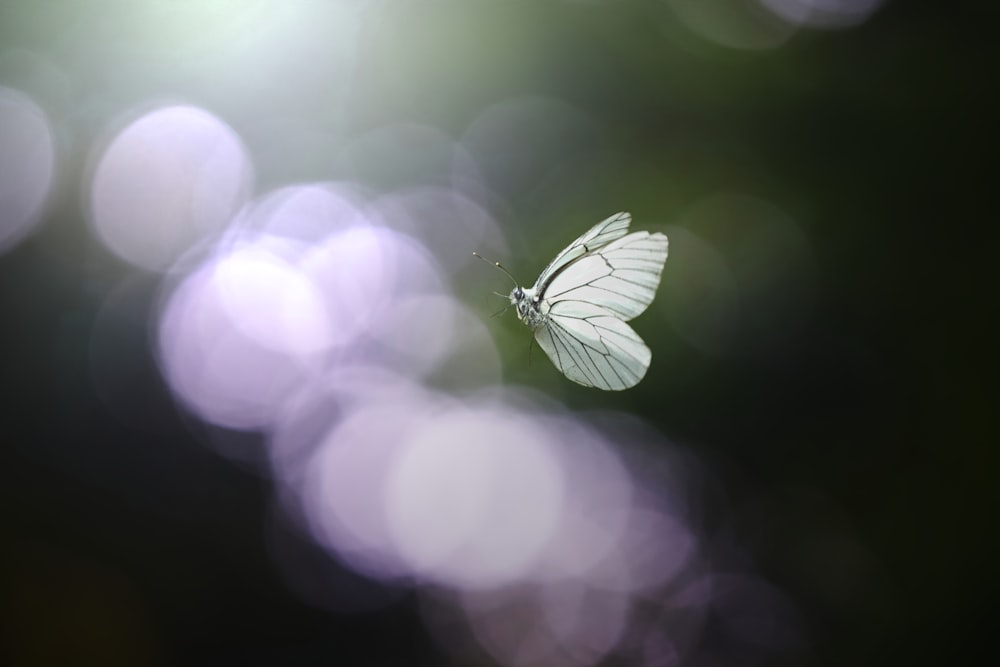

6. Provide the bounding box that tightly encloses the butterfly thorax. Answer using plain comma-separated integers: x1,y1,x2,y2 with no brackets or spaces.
510,286,547,330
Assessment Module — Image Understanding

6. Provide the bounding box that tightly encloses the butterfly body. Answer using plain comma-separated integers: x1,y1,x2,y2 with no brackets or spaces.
510,286,547,330
500,212,669,391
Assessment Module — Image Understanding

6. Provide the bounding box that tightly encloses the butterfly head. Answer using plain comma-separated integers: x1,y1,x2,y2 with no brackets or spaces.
511,286,544,328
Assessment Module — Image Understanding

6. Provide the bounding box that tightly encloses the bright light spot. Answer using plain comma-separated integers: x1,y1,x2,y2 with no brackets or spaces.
88,104,253,270
268,365,435,498
298,225,405,348
0,87,55,254
758,0,886,29
213,244,332,355
153,204,467,435
302,395,445,581
667,0,798,50
290,385,703,600
301,224,468,373
155,236,326,430
385,404,566,590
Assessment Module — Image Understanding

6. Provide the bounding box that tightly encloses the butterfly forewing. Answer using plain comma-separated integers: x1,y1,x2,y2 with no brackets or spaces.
534,212,632,290
541,231,669,321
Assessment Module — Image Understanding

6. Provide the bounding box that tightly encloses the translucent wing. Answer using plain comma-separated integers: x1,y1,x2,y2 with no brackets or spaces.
540,231,669,321
534,302,651,391
533,212,632,291
534,230,669,390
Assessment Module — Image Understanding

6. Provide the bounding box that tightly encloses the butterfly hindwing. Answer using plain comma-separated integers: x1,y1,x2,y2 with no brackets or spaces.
535,304,651,391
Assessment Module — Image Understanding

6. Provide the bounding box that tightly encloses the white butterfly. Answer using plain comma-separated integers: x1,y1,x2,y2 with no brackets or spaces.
477,212,669,391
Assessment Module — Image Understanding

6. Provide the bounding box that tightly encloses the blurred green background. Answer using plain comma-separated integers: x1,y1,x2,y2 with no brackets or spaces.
0,1,995,665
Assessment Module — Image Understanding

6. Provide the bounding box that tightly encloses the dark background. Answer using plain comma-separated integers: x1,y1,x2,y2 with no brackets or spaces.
1,1,995,665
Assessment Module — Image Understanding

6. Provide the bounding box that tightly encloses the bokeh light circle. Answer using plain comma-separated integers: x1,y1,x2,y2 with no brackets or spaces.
301,393,445,581
155,235,327,430
384,404,567,590
88,104,253,270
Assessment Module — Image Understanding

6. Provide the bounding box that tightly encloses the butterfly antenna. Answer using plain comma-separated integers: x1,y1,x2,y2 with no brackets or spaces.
472,251,518,288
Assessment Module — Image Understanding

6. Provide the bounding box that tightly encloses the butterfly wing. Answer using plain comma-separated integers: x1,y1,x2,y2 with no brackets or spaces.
535,303,652,390
534,230,669,390
541,231,669,321
533,212,632,290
